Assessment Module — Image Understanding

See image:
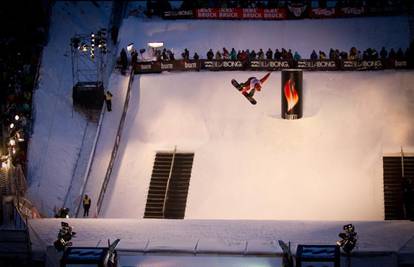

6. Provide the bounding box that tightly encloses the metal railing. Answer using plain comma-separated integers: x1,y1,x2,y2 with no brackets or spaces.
97,69,135,215
162,146,177,218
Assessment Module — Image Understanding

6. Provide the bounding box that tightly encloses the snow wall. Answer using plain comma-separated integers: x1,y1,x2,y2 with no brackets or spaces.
102,70,414,220
98,15,413,220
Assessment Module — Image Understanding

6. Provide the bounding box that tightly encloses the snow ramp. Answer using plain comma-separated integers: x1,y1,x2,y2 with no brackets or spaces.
97,70,414,220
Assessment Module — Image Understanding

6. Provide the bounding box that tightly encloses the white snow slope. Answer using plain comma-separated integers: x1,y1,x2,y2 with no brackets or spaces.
27,2,112,216
27,0,413,221
100,70,414,220
96,15,413,220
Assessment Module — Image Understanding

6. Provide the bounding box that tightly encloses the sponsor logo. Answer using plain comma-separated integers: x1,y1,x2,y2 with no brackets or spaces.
198,8,218,18
243,8,262,18
219,11,238,18
343,60,382,69
263,9,285,19
161,63,173,69
164,10,193,17
184,62,197,69
177,10,193,16
204,61,243,68
288,4,307,17
284,79,299,112
394,60,407,67
284,113,298,120
250,61,290,68
297,60,336,68
312,8,336,16
341,7,364,15
140,64,152,70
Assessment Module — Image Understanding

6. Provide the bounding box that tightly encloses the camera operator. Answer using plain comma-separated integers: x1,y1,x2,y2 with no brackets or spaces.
54,222,76,251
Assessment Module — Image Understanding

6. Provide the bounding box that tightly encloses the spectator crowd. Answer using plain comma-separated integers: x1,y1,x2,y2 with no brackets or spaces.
144,44,414,66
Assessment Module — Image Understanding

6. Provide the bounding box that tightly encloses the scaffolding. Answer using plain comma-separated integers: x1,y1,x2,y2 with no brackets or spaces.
70,29,108,110
70,29,108,87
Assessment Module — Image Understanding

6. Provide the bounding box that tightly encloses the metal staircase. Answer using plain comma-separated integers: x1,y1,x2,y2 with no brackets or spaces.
383,156,414,220
144,150,194,219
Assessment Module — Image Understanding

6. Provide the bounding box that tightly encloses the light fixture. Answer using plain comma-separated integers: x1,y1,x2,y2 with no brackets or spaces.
127,43,134,52
14,115,19,121
16,132,24,142
148,42,164,48
9,123,14,129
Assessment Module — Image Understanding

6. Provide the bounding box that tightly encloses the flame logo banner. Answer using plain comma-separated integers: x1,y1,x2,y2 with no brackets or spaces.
284,79,299,112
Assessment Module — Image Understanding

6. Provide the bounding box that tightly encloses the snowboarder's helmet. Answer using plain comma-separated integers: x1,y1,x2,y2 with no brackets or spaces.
252,78,262,91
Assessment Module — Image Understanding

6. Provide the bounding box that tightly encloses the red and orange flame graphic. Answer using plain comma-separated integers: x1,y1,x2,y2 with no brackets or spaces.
284,79,299,112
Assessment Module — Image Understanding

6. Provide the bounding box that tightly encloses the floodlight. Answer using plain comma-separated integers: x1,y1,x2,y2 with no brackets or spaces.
14,115,19,121
148,42,163,48
127,43,134,52
9,139,16,146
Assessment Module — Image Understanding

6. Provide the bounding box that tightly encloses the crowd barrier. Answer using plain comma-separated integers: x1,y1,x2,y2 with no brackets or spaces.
134,59,409,74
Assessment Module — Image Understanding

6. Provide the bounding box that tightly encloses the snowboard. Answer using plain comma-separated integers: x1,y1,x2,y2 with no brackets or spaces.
278,240,294,267
231,79,257,105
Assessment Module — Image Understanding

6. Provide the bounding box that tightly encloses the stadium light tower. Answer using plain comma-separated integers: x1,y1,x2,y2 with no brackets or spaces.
70,29,108,110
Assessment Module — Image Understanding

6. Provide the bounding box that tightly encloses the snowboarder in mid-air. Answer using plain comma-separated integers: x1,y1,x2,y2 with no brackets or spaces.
231,72,271,105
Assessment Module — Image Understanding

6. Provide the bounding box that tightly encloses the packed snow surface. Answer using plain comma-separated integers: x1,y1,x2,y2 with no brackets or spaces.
27,1,412,221
99,71,414,220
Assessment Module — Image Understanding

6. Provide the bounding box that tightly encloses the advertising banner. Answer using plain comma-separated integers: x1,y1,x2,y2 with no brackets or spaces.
296,60,337,70
163,10,193,19
195,8,288,20
196,8,219,19
281,70,303,120
263,8,288,19
242,8,264,19
135,59,407,73
287,3,308,18
342,60,384,70
174,60,201,71
135,62,161,73
309,8,337,18
250,60,291,70
393,60,408,68
218,8,242,19
338,7,365,17
202,60,245,70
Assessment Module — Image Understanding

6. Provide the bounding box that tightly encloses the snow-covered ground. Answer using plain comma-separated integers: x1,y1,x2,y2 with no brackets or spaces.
28,2,412,219
97,70,414,220
29,218,414,267
24,1,414,266
27,1,113,216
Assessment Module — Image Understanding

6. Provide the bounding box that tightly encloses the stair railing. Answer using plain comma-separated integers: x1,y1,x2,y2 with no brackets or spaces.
162,146,177,218
401,146,405,178
401,146,407,219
